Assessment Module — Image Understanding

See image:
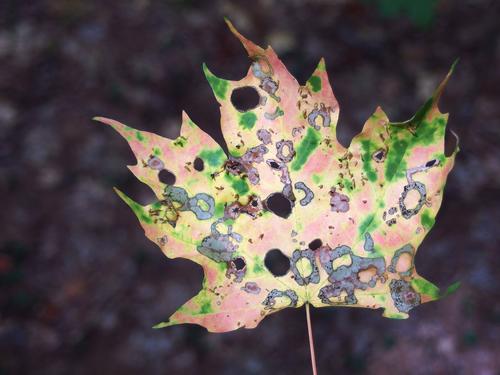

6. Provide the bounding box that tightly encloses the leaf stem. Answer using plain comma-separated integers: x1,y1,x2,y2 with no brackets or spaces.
305,303,318,375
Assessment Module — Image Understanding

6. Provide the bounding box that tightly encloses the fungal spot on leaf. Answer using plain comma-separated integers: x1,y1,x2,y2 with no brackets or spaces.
399,182,426,219
308,238,323,250
262,289,298,309
290,249,320,285
363,233,374,252
188,193,215,220
158,169,176,185
329,188,350,213
264,106,284,120
226,256,246,282
307,103,331,130
276,140,295,163
318,245,386,305
264,249,290,276
257,128,272,145
265,192,292,218
295,181,314,206
193,157,205,171
241,281,261,294
388,244,415,277
225,158,247,176
231,86,260,112
197,218,242,263
390,279,421,313
147,156,165,170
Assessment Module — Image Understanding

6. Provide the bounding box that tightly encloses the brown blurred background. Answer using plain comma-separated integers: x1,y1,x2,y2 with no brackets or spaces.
1,1,499,374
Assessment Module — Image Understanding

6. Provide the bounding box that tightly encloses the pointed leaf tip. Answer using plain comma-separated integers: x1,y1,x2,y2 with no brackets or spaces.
152,322,169,329
113,186,130,204
432,59,459,109
317,57,326,71
223,18,264,58
92,116,130,135
113,187,153,225
93,116,112,125
203,63,230,101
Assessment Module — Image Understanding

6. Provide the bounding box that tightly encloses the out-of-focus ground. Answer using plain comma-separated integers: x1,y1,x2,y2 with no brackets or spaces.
1,1,499,374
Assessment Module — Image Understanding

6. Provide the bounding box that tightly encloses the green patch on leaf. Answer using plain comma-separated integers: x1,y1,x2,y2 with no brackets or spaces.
198,299,213,315
360,140,377,182
239,112,257,130
307,75,322,92
252,257,265,275
199,148,226,167
224,174,249,195
384,134,409,182
215,202,225,217
359,214,377,237
291,127,320,171
136,131,145,142
173,136,187,147
421,210,435,230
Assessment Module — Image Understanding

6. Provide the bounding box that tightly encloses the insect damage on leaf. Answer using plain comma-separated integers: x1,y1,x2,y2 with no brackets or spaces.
96,19,459,332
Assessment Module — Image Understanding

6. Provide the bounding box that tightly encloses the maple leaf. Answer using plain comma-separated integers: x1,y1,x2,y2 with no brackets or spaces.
95,20,459,333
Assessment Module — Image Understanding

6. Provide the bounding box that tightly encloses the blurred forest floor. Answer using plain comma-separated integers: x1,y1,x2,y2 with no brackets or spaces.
1,1,499,374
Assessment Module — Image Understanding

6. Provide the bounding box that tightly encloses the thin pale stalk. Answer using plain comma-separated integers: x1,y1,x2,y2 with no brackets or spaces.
306,303,318,375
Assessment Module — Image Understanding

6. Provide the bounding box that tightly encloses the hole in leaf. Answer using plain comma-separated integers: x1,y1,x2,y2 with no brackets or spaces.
269,161,280,169
372,149,386,163
231,86,260,112
265,193,292,219
264,249,290,276
158,169,176,185
193,157,204,171
308,238,323,250
425,159,437,168
444,127,457,157
233,257,246,270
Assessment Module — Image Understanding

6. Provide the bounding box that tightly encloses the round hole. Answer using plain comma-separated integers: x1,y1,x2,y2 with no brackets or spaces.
264,249,290,276
193,157,204,171
265,193,292,219
158,169,176,185
231,86,260,112
233,257,246,270
308,239,323,250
